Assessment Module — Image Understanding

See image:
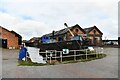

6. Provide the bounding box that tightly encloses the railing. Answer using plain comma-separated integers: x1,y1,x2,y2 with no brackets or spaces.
39,47,104,64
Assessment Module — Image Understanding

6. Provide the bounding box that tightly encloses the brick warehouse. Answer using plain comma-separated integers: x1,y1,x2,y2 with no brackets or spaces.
0,26,22,49
43,24,103,45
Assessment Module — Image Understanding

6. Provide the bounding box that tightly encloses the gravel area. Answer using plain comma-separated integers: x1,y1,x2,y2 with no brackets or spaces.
2,47,119,78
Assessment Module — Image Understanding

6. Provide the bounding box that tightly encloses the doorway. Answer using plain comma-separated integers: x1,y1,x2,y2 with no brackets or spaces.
2,39,7,48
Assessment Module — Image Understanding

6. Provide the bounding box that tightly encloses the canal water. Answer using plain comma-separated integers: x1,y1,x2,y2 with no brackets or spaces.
26,47,46,63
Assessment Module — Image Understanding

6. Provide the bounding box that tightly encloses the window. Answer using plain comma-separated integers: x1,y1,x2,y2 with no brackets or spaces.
75,28,79,33
93,30,96,34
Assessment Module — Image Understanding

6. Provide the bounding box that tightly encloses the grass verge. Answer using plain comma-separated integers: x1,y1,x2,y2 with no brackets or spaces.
18,53,106,66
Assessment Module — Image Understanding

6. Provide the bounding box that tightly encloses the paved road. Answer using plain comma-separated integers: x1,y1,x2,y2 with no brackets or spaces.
2,47,118,78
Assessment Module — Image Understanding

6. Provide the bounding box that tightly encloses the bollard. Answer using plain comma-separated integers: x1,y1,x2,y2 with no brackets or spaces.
60,52,62,63
55,50,56,61
96,49,98,58
86,49,87,60
50,53,52,64
97,47,100,58
101,48,103,57
74,50,76,61
101,48,103,53
46,51,48,62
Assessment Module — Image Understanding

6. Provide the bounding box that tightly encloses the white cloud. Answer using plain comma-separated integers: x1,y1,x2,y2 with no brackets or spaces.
14,20,52,40
0,0,119,40
0,12,51,40
0,12,22,28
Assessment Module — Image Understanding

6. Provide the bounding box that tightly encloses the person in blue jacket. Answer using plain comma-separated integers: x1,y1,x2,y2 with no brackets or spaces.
19,44,27,60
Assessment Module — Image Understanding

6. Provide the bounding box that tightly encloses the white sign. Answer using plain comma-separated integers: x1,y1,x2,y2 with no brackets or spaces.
88,47,94,51
63,49,69,54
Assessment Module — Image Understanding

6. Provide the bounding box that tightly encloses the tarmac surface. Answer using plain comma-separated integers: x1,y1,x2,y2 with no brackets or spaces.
1,47,119,78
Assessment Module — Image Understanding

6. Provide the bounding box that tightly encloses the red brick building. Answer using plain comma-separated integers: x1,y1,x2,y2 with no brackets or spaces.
43,24,103,45
84,26,103,45
0,26,22,49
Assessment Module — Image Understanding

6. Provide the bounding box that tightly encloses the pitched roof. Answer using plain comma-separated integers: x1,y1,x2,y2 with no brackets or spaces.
84,26,103,35
0,26,22,37
43,24,85,37
73,24,86,34
84,27,94,33
0,26,11,32
43,28,69,37
11,30,22,38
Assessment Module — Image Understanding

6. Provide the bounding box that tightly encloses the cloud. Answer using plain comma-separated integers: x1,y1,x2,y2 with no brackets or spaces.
0,12,50,40
0,0,119,40
14,20,51,40
0,12,22,29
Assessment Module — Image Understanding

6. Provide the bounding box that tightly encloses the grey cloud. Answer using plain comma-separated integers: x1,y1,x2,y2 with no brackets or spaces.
0,0,119,40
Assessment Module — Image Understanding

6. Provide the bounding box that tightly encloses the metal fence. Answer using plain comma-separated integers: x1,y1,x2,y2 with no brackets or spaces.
39,47,104,64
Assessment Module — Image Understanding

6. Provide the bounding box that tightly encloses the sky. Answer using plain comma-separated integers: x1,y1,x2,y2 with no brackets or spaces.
0,0,119,40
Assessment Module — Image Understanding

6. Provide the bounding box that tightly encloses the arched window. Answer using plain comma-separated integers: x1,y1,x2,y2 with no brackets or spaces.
75,28,79,33
93,30,96,34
